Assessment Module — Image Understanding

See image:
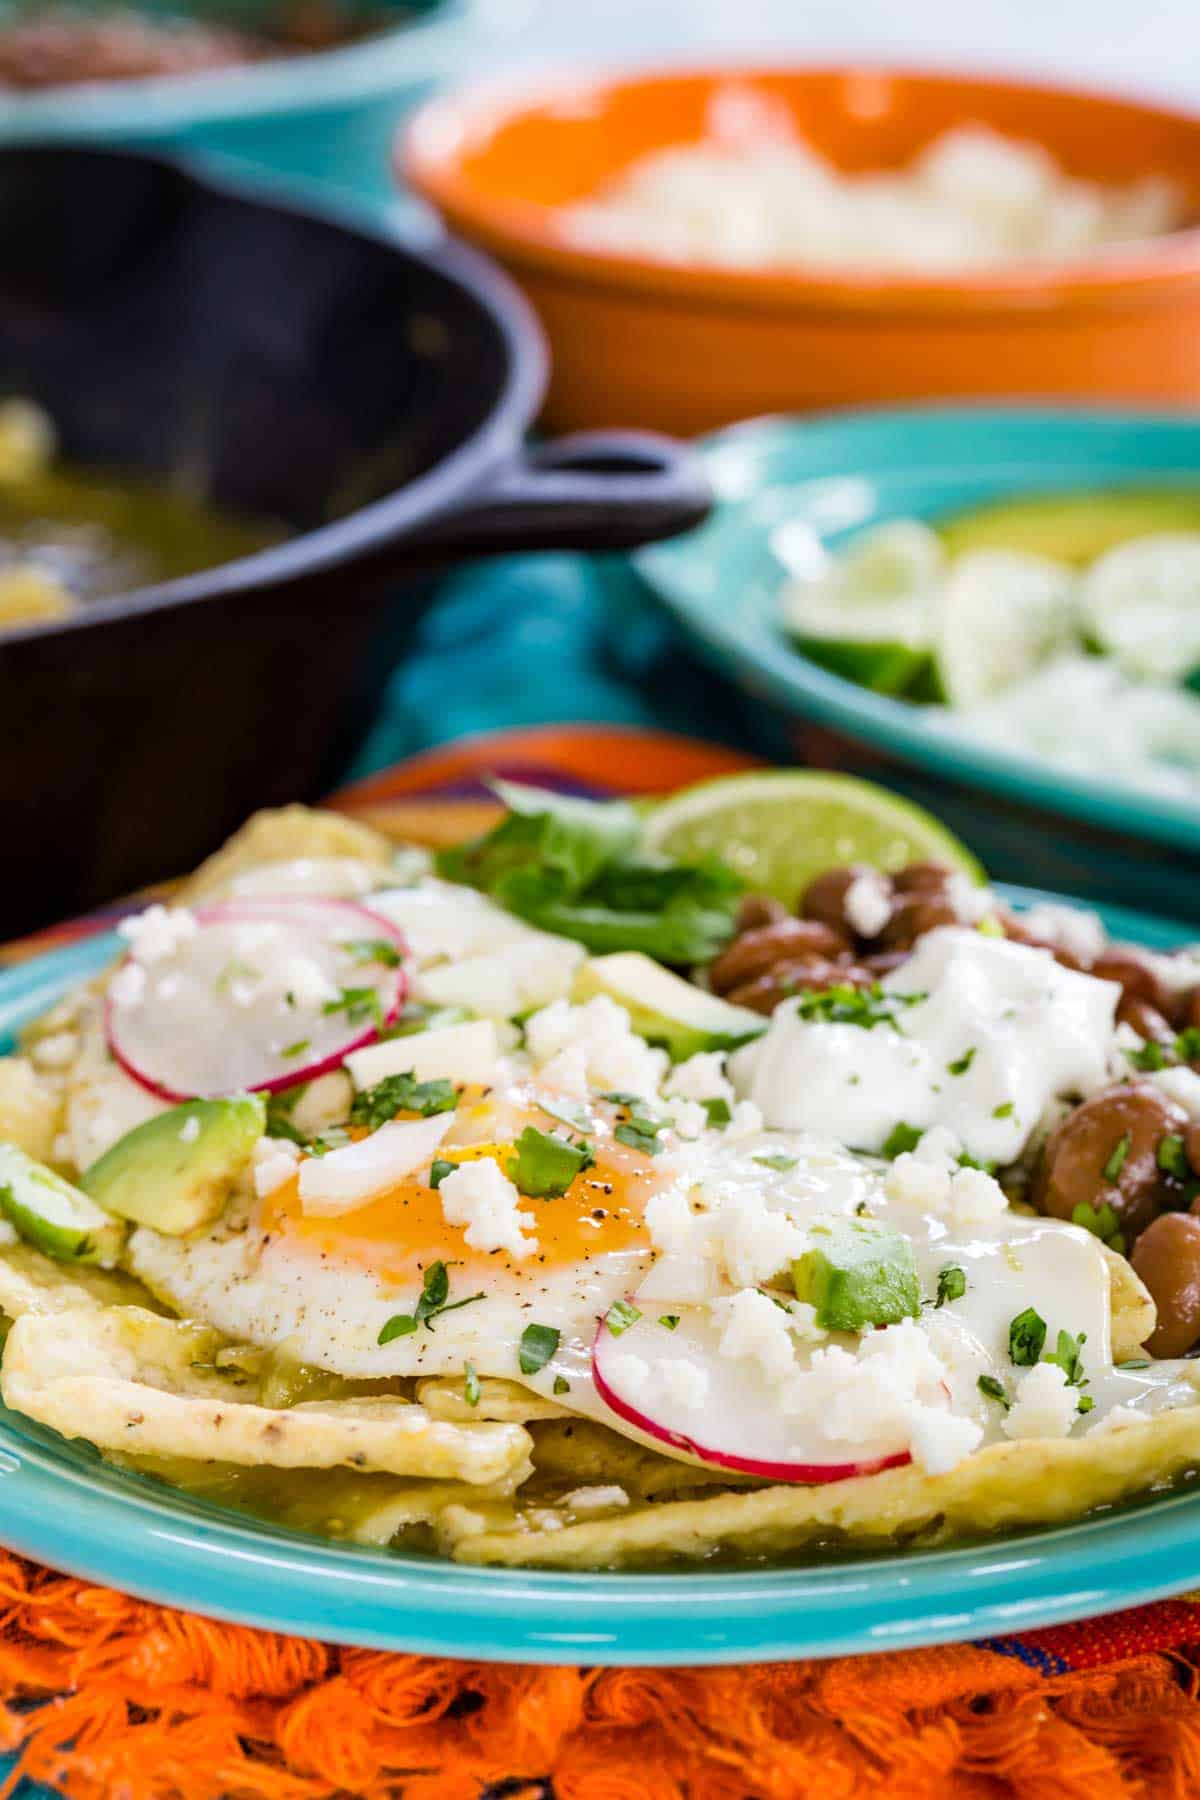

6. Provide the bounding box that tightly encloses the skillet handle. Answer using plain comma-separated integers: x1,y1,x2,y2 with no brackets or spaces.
398,430,712,557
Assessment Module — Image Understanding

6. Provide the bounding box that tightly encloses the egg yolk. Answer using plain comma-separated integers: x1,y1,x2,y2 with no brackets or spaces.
259,1132,659,1285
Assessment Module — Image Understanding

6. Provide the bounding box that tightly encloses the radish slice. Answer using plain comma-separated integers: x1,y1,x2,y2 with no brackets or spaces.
592,1307,912,1485
107,899,405,1101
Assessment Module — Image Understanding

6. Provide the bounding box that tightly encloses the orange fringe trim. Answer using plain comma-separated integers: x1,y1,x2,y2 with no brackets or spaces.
0,1556,1194,1798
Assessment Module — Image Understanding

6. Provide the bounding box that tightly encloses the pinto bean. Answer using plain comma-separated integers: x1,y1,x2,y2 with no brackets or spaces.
892,862,955,897
708,918,850,995
1091,952,1174,1018
725,958,871,1016
1030,1083,1192,1245
800,867,868,933
734,895,789,933
1117,996,1176,1044
879,895,960,951
1132,1213,1200,1357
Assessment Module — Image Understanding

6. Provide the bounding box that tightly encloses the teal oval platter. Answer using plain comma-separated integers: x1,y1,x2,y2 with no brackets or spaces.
632,407,1200,861
1,895,1200,1664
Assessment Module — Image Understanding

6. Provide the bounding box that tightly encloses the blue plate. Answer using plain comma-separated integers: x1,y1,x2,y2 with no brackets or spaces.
1,898,1198,1666
633,408,1200,863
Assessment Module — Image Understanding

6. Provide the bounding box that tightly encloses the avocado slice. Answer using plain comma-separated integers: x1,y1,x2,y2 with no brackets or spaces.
81,1095,265,1236
0,1140,127,1266
792,1216,920,1332
938,488,1200,568
571,952,765,1061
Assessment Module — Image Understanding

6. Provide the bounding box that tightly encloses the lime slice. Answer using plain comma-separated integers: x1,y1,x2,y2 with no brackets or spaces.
939,488,1200,567
1080,533,1200,682
641,771,984,905
779,520,940,697
932,549,1078,709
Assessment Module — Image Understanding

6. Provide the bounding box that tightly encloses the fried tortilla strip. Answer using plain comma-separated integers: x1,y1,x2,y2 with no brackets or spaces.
0,1056,62,1161
449,1402,1200,1569
416,1375,570,1424
2,1307,531,1485
1104,1245,1156,1359
181,805,392,901
0,1233,158,1321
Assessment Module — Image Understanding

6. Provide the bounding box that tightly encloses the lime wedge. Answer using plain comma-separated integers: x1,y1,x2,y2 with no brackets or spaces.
939,488,1200,567
1080,533,1200,683
641,771,984,905
779,520,940,697
932,549,1078,710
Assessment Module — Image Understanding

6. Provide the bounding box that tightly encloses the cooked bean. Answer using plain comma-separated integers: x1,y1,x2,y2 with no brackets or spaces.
1091,951,1174,1018
735,895,789,933
1182,987,1200,1038
725,957,869,1016
709,918,850,994
1031,1082,1191,1244
892,862,955,897
800,867,868,934
879,895,960,951
1132,1213,1200,1357
1188,1124,1200,1177
1117,996,1176,1044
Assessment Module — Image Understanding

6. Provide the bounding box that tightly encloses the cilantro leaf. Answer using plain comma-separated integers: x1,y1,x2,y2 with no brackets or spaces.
429,1158,455,1190
463,1361,481,1408
508,1127,594,1198
935,1265,966,1307
350,1071,457,1130
553,1374,571,1395
615,1117,664,1156
519,1322,560,1375
1128,1039,1168,1072
1008,1307,1047,1367
322,986,384,1031
1158,1134,1191,1180
604,1299,642,1337
377,1261,483,1343
881,1121,923,1159
1045,1327,1088,1389
703,1097,732,1128
1103,1132,1132,1184
754,1152,798,1172
344,938,402,969
793,983,925,1029
978,1374,1010,1409
1070,1198,1126,1254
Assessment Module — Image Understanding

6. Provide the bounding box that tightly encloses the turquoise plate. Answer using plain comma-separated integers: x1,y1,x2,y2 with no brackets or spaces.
1,896,1198,1665
633,408,1200,859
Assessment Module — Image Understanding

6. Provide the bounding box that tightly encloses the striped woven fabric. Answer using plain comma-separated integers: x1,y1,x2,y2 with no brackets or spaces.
3,723,1200,1800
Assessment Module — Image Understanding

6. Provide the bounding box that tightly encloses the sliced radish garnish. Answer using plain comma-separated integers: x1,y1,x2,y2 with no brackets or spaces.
107,898,405,1101
592,1307,912,1485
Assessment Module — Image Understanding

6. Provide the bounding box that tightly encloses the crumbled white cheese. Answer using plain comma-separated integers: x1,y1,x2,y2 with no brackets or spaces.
944,873,998,926
844,872,892,938
1003,1360,1078,1440
108,962,147,1010
538,1047,590,1100
724,1100,765,1141
438,1158,537,1260
117,904,198,965
659,1358,711,1411
525,995,669,1099
562,1485,630,1512
30,1030,77,1071
707,1187,809,1289
885,1126,1007,1224
1090,1402,1147,1434
178,1115,201,1145
665,1052,734,1107
662,1098,709,1141
780,1318,949,1451
908,1404,984,1473
253,1136,302,1198
710,1288,798,1384
947,1164,1008,1224
1151,1065,1200,1122
1019,902,1107,965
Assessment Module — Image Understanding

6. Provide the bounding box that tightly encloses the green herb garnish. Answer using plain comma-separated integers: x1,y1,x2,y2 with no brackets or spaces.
280,1039,311,1059
377,1261,484,1342
1070,1199,1126,1255
1077,1394,1094,1414
536,1095,592,1133
345,938,402,969
322,985,384,1031
792,982,925,1030
1129,1039,1168,1072
1158,1134,1191,1180
604,1299,642,1337
978,1374,1010,1410
1103,1132,1132,1184
508,1126,594,1198
429,1158,455,1190
935,1265,967,1307
463,1360,481,1407
881,1121,923,1159
615,1117,664,1156
658,1314,680,1331
519,1322,560,1375
350,1071,457,1130
703,1097,732,1129
992,1101,1014,1120
753,1153,798,1172
601,1091,643,1108
1045,1328,1087,1389
553,1374,571,1396
1009,1307,1047,1367
947,1047,977,1076
1177,1027,1200,1063
265,1087,309,1146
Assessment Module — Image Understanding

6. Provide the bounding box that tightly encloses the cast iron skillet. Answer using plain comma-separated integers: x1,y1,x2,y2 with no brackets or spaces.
0,145,710,935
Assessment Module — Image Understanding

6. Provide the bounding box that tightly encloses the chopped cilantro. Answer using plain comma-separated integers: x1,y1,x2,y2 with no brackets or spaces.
553,1374,571,1396
658,1314,680,1331
1177,1027,1200,1063
1077,1394,1095,1414
615,1117,664,1156
1045,1328,1087,1389
601,1091,643,1108
1128,1039,1168,1072
350,1071,457,1130
1158,1133,1191,1180
377,1260,483,1342
1118,1359,1151,1370
536,1095,592,1133
1103,1132,1132,1184
308,1127,351,1157
935,1265,967,1307
265,1088,309,1146
604,1299,643,1337
753,1153,798,1172
793,982,925,1030
1009,1307,1047,1367
322,985,384,1031
703,1097,732,1129
429,1158,455,1190
992,1101,1014,1119
956,1150,997,1173
881,1121,923,1159
947,1046,977,1076
519,1322,560,1375
345,938,402,969
382,1002,473,1040
463,1360,481,1408
978,1374,1010,1410
508,1126,594,1198
280,1038,311,1059
1070,1199,1126,1255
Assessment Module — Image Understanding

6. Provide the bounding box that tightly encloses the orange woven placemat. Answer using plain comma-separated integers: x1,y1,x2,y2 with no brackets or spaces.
5,724,1200,1800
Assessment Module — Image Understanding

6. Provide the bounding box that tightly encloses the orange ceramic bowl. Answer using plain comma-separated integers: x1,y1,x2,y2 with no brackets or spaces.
402,65,1200,435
